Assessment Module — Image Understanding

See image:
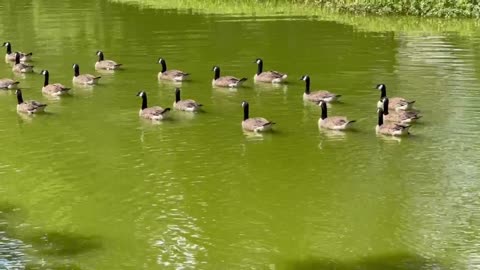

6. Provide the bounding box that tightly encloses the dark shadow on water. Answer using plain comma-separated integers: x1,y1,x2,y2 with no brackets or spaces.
23,231,102,256
26,262,83,270
286,253,444,270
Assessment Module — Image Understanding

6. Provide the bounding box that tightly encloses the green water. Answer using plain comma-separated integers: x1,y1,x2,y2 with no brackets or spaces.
1,0,480,269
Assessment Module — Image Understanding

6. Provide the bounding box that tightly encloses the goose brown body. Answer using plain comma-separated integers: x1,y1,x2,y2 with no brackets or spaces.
72,64,101,85
212,66,247,88
300,75,341,103
15,89,47,114
253,58,287,83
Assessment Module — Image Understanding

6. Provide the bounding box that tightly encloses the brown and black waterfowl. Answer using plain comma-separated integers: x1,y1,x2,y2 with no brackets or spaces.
376,99,411,136
212,66,247,88
318,100,355,130
15,89,47,114
173,88,202,112
12,52,34,73
241,101,275,132
253,58,287,83
40,70,71,96
157,58,189,82
3,42,32,62
376,84,415,111
0,78,20,89
72,64,101,85
95,51,122,70
300,75,341,103
136,91,170,120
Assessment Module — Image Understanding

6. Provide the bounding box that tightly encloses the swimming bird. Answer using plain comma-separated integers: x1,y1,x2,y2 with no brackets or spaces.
376,106,411,136
376,84,415,111
72,64,101,85
12,53,34,73
300,75,341,103
157,58,189,82
40,70,71,96
95,51,122,70
15,89,47,114
253,58,287,83
173,88,202,112
0,78,20,89
136,91,170,120
380,97,421,124
318,100,355,130
241,101,275,132
3,42,32,62
212,66,247,88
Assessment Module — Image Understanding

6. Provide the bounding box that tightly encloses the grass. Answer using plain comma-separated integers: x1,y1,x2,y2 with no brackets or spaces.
110,0,480,18
109,0,480,36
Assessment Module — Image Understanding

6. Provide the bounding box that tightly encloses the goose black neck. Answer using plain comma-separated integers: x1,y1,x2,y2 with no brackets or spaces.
74,65,80,77
175,89,181,103
16,90,24,104
243,103,249,120
320,102,327,120
214,68,220,80
98,52,104,61
380,86,387,99
256,61,263,75
15,53,20,64
382,98,389,115
141,94,148,110
304,77,310,94
378,110,384,126
43,71,49,86
160,60,167,73
5,43,11,54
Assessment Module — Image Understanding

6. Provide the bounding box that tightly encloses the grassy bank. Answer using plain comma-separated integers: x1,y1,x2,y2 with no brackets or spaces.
110,0,480,36
316,0,480,18
110,0,480,18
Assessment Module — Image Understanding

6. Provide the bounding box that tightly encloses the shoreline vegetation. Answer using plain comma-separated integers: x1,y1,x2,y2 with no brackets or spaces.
110,0,480,18
110,0,480,36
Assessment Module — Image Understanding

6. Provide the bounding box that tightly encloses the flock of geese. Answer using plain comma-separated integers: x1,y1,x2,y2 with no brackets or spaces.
0,41,422,136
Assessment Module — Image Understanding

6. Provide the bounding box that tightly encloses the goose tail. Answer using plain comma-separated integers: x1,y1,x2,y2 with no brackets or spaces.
161,108,171,114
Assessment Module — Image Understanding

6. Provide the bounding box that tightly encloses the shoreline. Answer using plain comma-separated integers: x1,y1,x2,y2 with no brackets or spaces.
110,0,480,18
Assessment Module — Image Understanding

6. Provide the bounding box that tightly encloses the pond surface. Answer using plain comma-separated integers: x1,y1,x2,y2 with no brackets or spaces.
1,0,480,269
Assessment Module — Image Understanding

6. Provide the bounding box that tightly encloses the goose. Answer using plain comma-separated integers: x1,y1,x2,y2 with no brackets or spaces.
157,58,189,82
376,107,411,136
40,70,70,96
241,101,275,132
72,64,101,85
318,100,355,130
15,89,47,114
173,88,202,112
380,97,421,124
376,84,415,111
12,53,34,73
212,66,247,88
253,58,287,83
300,75,341,103
95,51,122,70
3,42,32,62
0,78,20,89
136,91,170,120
